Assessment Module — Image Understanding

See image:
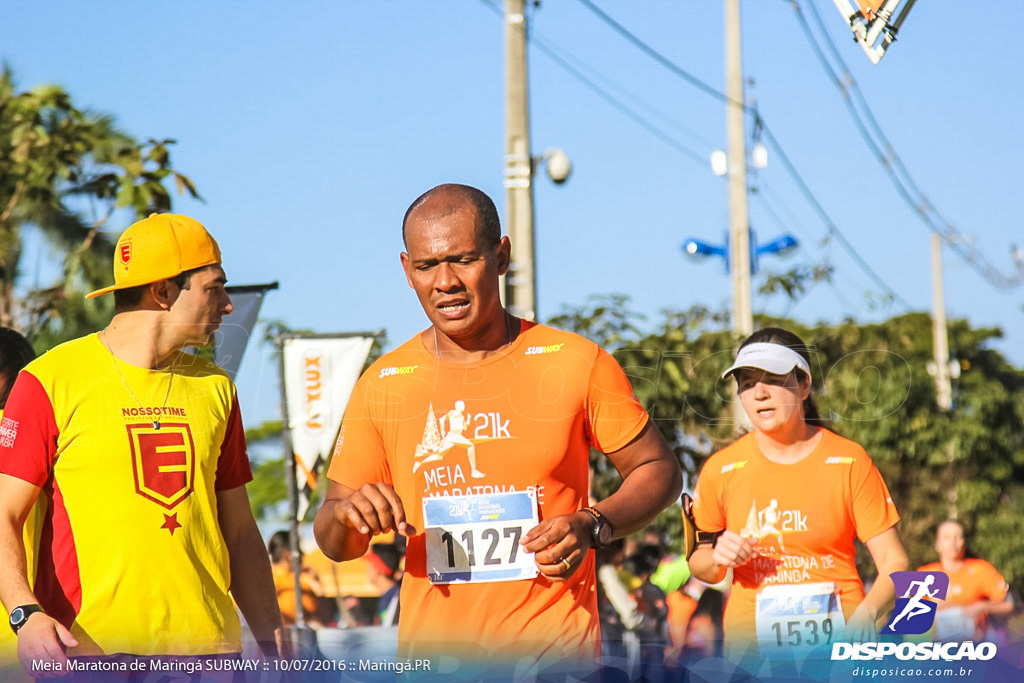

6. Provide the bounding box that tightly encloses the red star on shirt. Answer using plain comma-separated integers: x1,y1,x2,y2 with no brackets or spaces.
161,513,182,535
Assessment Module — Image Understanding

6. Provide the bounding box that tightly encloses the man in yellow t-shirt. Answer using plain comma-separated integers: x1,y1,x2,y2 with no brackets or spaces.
0,214,284,676
314,184,683,677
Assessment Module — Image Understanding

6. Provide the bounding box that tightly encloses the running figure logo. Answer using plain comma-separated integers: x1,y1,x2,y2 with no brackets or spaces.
740,498,786,552
413,401,486,478
884,571,949,634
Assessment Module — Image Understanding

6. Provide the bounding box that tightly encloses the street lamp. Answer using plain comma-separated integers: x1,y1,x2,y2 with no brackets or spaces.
683,238,727,260
681,230,798,274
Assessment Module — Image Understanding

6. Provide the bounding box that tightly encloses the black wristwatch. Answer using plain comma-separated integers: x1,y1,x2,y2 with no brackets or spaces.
580,507,614,549
9,604,44,635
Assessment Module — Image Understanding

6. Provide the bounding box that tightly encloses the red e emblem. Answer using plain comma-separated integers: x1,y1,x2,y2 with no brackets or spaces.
128,423,196,509
119,240,132,267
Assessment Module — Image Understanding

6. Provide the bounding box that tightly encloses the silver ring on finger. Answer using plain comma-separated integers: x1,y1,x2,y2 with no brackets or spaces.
561,557,572,572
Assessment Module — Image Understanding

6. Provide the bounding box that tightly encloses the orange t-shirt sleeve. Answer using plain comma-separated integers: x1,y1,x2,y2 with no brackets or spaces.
976,561,1010,602
849,448,900,543
584,348,649,453
326,373,392,489
692,455,728,533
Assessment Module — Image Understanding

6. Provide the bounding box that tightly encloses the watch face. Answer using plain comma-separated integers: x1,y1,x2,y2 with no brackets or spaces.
597,523,613,546
9,605,42,633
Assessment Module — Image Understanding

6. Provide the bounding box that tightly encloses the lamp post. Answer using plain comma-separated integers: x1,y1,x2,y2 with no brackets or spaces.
930,233,952,410
725,0,752,339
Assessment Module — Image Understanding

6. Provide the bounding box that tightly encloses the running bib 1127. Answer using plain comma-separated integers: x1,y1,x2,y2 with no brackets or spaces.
423,490,540,584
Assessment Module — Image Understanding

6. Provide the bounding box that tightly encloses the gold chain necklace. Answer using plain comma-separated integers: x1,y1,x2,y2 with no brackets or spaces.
100,331,174,430
433,311,513,360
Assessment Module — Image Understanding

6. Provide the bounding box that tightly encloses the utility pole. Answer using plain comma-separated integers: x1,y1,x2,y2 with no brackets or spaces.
931,232,957,518
931,232,953,410
725,0,752,339
504,0,537,321
725,0,752,429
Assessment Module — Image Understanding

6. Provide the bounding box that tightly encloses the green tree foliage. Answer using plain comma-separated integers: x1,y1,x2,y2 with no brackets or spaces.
0,67,200,347
248,457,288,520
811,314,1024,587
756,263,834,301
549,296,1024,591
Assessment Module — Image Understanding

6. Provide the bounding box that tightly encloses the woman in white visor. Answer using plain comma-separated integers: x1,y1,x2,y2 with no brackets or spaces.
688,327,909,659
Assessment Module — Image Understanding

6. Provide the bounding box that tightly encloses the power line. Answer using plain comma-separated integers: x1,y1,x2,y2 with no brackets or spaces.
791,0,1024,290
574,0,910,309
752,183,870,315
575,0,735,107
750,182,814,247
529,36,708,165
758,125,912,309
478,0,709,165
527,20,717,150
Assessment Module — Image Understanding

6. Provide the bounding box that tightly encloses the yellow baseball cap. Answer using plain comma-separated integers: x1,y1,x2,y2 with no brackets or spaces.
86,213,222,299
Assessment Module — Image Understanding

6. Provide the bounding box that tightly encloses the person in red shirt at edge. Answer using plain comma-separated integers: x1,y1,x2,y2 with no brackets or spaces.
313,183,682,679
689,327,910,663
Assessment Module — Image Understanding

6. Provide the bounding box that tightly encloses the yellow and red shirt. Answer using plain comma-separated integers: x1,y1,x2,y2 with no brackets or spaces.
693,429,900,641
327,321,649,664
0,334,251,656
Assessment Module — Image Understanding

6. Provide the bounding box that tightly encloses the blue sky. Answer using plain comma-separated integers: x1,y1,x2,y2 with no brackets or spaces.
3,1,1021,425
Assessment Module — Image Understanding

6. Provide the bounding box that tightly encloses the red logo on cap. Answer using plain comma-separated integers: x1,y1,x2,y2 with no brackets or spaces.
119,240,132,268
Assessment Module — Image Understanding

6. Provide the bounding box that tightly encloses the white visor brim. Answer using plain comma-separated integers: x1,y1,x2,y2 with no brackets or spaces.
721,342,812,381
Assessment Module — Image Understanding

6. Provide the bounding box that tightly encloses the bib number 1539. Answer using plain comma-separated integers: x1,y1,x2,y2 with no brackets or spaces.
755,582,845,656
769,617,834,648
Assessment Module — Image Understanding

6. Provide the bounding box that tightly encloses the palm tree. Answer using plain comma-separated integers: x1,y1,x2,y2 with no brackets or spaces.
0,67,200,345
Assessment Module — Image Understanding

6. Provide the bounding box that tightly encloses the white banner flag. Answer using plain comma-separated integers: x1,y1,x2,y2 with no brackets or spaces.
282,334,376,520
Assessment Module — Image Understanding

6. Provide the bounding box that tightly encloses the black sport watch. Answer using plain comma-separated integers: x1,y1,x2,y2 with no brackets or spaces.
9,604,44,635
581,507,614,549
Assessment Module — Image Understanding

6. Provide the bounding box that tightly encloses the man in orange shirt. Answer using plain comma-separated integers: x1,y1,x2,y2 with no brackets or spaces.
314,183,682,677
918,520,1013,641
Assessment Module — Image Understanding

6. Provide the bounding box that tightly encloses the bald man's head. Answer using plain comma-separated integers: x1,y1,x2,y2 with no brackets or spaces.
402,183,501,250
